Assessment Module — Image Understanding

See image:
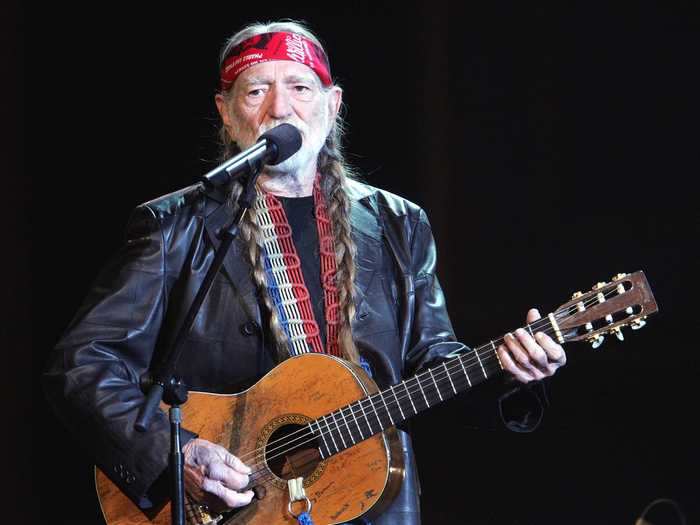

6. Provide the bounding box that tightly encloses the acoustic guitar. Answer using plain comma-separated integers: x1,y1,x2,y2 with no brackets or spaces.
96,271,657,524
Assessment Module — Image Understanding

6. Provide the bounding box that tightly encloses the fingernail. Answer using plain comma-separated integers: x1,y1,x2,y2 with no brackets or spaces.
533,308,540,317
516,328,526,336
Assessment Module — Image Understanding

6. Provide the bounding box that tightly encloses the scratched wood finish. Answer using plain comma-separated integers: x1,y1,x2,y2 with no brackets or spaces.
96,354,404,525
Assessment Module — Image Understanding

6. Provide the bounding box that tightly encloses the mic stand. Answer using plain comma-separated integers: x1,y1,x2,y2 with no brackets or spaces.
135,158,263,525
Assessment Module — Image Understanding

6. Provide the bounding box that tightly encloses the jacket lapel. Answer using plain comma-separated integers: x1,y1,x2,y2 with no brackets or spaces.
202,197,258,315
347,181,382,311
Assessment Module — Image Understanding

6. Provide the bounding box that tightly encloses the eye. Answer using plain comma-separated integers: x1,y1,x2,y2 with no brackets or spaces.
248,88,265,97
291,85,314,101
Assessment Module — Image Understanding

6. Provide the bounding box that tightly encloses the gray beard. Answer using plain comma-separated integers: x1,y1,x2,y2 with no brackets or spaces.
265,143,317,177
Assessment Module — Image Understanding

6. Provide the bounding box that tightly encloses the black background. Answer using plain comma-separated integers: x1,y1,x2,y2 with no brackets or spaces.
10,1,699,524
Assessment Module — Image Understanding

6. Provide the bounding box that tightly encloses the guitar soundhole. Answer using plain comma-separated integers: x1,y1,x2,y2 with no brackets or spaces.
265,423,322,481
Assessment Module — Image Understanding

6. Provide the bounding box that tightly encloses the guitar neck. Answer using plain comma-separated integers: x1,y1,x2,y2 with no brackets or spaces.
309,318,559,459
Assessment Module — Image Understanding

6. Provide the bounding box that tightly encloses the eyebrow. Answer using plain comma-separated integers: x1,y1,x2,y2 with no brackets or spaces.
242,74,319,87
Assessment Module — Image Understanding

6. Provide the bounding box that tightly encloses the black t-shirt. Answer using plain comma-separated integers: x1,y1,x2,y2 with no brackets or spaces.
277,195,327,347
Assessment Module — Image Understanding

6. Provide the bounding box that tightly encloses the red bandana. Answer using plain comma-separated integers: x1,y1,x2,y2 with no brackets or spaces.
220,32,332,91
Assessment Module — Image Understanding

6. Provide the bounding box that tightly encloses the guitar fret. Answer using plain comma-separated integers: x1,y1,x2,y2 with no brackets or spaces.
366,394,384,430
390,384,406,420
403,380,418,414
491,340,504,370
526,324,534,337
338,407,355,445
332,411,347,449
492,340,504,369
429,368,443,401
312,420,330,458
548,313,565,344
443,361,457,394
474,349,488,379
459,355,472,387
309,422,325,459
416,376,430,408
379,391,395,426
349,401,364,440
322,415,339,453
358,398,374,434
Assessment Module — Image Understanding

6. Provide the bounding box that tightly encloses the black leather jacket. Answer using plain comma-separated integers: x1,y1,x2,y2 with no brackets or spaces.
43,178,545,525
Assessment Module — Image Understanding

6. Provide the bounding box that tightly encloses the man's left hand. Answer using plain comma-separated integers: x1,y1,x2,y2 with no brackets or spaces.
497,308,567,383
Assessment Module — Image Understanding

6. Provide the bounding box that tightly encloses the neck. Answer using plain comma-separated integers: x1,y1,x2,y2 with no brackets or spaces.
258,162,317,197
309,317,561,460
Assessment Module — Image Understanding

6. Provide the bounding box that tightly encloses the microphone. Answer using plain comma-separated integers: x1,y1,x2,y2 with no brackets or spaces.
201,123,302,186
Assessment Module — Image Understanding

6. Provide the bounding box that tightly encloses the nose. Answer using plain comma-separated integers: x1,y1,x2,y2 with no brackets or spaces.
266,85,293,120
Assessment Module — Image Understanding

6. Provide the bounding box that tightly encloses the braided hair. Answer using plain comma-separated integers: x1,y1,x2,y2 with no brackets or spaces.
217,21,360,365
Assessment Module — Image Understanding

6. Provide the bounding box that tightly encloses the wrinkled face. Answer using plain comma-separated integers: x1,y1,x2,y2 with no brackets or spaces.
215,60,341,175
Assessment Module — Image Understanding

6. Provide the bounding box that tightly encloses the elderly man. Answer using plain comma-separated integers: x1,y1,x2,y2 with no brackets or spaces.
44,20,566,525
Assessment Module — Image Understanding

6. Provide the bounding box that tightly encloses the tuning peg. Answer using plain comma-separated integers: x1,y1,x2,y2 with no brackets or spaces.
593,281,608,290
571,291,583,300
589,334,604,349
611,279,635,315
631,317,647,330
610,326,624,341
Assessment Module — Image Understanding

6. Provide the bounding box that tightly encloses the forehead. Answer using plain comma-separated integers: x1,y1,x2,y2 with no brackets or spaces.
235,60,320,87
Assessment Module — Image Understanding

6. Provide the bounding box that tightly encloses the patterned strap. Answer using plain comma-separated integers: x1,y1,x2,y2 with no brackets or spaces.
254,176,341,357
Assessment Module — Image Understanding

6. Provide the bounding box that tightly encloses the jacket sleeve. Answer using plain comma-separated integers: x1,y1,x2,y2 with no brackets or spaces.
42,204,197,509
403,208,546,432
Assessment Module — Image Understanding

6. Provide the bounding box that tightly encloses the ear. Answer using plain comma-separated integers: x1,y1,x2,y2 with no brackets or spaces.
214,92,234,132
326,86,343,133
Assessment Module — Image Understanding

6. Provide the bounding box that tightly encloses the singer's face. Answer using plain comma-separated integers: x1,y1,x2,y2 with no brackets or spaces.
215,61,342,174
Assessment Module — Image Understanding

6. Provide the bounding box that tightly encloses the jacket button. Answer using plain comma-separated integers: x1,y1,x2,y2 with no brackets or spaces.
240,321,259,336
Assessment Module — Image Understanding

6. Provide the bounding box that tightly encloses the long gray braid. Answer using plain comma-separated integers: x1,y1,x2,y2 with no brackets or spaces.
217,21,360,365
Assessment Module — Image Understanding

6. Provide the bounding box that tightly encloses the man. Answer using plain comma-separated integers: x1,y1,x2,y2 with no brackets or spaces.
44,21,566,524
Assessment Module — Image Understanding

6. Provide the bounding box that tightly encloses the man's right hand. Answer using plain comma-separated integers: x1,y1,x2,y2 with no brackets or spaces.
182,438,255,511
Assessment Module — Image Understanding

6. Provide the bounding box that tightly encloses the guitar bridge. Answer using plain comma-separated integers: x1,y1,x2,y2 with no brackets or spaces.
186,498,222,525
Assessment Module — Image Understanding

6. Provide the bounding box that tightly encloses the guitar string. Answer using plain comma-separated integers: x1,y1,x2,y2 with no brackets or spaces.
243,350,507,490
223,284,629,491
175,284,629,503
234,284,630,487
230,283,624,466
245,272,628,490
234,301,569,464
239,284,630,483
234,319,540,466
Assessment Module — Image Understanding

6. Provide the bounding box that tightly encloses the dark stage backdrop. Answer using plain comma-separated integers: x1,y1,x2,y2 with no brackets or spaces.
24,3,698,524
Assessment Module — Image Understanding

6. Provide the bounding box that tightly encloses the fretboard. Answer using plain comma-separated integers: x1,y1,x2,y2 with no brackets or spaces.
309,321,551,459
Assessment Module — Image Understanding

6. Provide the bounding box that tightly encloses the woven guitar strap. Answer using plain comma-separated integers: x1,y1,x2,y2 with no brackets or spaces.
254,175,341,357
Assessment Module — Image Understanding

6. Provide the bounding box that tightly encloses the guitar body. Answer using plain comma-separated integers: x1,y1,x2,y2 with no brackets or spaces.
96,353,405,525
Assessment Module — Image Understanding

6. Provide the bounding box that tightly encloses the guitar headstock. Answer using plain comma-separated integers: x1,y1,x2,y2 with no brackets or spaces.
553,271,658,349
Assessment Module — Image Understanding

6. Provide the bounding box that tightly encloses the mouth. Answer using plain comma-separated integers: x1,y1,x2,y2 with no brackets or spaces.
260,122,304,141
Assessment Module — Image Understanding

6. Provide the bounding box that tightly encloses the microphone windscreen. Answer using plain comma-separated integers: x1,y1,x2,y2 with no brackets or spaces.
260,123,303,165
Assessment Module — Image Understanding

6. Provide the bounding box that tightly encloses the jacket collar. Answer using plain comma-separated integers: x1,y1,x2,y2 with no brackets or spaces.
202,178,382,311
